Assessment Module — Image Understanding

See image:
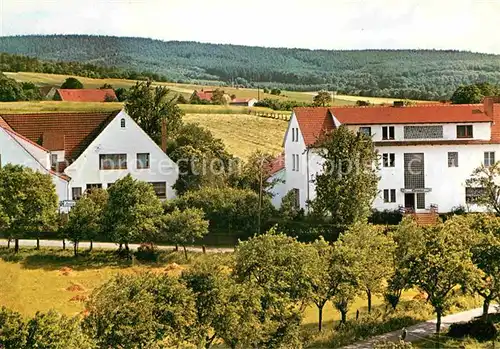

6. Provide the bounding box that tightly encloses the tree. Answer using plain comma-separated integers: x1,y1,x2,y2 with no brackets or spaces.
104,175,163,252
467,214,500,320
84,273,196,348
65,189,108,256
160,208,209,259
0,73,26,101
233,230,315,348
125,80,183,144
311,125,379,227
408,217,478,334
451,82,499,104
210,88,226,105
60,77,83,89
189,90,203,104
26,310,94,349
309,238,335,331
114,87,128,102
313,91,332,106
466,162,500,213
340,222,394,313
386,217,423,310
0,165,58,252
99,83,113,89
177,94,188,104
0,306,28,348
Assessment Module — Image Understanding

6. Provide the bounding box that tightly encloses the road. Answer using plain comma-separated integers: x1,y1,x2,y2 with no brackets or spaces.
0,239,234,253
341,306,498,348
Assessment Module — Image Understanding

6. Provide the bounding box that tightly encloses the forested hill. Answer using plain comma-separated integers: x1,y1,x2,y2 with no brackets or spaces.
1,35,500,100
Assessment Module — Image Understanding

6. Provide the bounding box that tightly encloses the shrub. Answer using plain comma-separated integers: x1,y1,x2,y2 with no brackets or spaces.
135,242,159,262
0,306,27,348
369,209,403,225
447,319,499,341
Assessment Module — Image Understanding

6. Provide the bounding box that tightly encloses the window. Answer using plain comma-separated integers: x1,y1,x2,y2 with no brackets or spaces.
291,128,299,142
50,154,58,169
484,152,495,167
448,152,458,167
292,188,300,208
99,154,127,170
150,182,167,199
466,187,485,204
382,126,395,140
457,125,473,138
383,189,396,203
137,153,150,169
292,154,300,171
72,187,82,200
382,153,395,167
404,126,443,139
120,118,126,128
359,127,371,136
86,183,102,192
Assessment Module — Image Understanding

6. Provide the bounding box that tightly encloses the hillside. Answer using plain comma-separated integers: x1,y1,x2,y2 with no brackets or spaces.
2,35,500,100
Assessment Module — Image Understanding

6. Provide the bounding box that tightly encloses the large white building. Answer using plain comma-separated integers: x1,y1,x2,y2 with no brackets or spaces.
276,97,500,213
0,109,179,207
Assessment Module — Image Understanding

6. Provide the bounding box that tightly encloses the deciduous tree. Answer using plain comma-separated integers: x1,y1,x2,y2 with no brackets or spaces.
311,125,379,227
0,306,28,348
210,88,226,105
104,175,163,252
313,91,332,106
125,80,183,144
60,77,84,89
466,163,500,213
160,207,209,259
0,165,58,252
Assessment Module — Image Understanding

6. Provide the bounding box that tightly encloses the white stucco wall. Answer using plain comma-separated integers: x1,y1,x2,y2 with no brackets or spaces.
346,122,491,141
0,128,70,201
268,169,286,208
64,110,179,199
284,113,308,208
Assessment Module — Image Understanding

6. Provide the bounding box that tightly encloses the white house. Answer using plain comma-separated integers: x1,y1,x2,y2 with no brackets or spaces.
0,109,179,206
276,97,500,213
0,118,70,201
230,98,258,107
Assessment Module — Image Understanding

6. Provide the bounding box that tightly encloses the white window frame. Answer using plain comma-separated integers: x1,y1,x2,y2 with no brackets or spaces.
484,152,495,167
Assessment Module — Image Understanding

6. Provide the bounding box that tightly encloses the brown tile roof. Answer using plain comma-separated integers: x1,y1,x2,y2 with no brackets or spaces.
195,90,215,101
0,111,119,162
56,89,117,102
0,116,13,131
294,103,497,146
42,132,65,151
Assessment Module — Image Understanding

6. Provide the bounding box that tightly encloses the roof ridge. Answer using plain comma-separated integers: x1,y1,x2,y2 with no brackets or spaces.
0,110,121,117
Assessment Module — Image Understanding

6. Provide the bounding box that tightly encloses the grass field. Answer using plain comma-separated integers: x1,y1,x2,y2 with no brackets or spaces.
183,114,286,158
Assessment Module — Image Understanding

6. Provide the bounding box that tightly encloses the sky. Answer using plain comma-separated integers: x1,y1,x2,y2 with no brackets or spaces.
1,0,500,54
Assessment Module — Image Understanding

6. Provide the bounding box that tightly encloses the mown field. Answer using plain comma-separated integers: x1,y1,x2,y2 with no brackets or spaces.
5,71,433,105
183,113,286,158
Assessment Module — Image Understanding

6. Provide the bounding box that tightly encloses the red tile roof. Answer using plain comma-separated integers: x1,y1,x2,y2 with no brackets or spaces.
1,111,119,162
1,126,50,152
42,132,65,151
0,116,13,131
56,89,117,102
294,104,496,146
269,153,285,175
294,107,336,146
195,90,214,101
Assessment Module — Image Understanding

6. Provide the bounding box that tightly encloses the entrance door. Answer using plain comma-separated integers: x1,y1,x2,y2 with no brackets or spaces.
404,193,415,212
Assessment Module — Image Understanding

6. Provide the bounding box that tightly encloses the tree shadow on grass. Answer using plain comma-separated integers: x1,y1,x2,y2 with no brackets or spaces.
0,246,203,271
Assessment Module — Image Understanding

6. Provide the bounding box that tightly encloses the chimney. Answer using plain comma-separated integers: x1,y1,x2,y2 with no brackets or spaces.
393,101,404,108
484,97,495,117
161,118,167,153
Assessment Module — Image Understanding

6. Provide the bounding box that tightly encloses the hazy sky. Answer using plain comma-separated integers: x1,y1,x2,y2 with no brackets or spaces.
1,0,499,53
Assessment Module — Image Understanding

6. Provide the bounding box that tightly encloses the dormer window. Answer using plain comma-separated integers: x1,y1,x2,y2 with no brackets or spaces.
382,126,395,140
50,154,58,170
457,125,473,138
120,118,126,128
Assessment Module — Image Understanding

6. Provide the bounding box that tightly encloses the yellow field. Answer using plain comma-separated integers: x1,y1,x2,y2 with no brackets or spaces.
184,114,286,158
0,101,124,114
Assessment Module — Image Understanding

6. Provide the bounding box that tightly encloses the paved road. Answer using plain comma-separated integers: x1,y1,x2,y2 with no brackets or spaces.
0,239,234,253
341,306,498,348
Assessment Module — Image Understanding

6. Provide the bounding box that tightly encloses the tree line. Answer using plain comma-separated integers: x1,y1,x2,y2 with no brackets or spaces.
2,214,500,348
2,35,500,100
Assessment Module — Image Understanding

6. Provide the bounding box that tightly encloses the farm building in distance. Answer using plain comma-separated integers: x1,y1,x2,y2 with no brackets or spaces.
230,98,257,107
0,109,179,208
274,97,500,214
54,89,118,102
